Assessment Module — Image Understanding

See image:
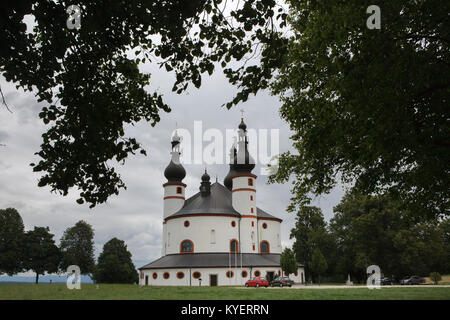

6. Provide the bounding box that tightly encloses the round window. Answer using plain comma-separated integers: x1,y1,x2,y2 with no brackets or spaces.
163,272,170,279
177,272,184,279
241,271,248,278
254,270,261,277
226,271,234,278
193,272,201,279
231,221,236,227
262,223,267,229
152,272,157,279
184,220,190,227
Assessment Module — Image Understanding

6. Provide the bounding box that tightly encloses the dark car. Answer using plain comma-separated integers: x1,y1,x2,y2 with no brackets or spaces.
245,277,269,287
270,277,294,287
380,277,393,285
400,276,425,285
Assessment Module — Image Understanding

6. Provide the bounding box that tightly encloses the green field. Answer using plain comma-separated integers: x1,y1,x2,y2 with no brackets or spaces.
1,284,450,300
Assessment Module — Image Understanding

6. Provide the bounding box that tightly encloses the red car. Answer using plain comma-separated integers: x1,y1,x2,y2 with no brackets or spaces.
245,277,269,287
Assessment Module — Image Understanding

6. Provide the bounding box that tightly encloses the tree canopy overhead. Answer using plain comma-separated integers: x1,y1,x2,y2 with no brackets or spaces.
268,0,449,218
1,0,286,207
1,1,448,219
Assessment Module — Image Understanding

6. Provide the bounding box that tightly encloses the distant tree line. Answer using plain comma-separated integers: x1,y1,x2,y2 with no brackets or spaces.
289,194,450,284
0,208,138,284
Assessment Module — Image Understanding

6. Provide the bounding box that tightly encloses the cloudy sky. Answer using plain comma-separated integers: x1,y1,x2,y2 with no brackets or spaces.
0,59,345,274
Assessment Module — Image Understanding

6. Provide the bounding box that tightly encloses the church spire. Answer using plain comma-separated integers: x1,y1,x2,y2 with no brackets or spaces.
164,129,186,182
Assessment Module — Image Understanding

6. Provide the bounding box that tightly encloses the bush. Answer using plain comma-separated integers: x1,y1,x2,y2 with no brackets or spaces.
265,272,275,283
429,272,442,285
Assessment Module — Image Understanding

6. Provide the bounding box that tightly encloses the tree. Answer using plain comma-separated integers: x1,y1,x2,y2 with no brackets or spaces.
0,208,25,275
268,1,450,219
23,227,61,284
289,206,335,282
60,220,95,275
1,1,287,208
329,192,449,282
310,248,327,284
93,238,138,284
280,248,298,277
429,272,442,285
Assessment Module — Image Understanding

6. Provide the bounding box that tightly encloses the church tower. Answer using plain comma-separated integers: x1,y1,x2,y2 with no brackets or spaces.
162,130,186,255
230,116,257,253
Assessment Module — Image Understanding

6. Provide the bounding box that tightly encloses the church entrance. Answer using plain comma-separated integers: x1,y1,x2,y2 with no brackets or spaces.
267,271,274,280
145,275,149,286
210,274,218,286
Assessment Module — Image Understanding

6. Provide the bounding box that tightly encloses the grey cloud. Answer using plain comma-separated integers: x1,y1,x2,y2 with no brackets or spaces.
0,64,344,270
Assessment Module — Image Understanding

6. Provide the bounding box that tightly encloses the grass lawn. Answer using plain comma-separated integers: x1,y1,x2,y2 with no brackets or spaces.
1,284,450,300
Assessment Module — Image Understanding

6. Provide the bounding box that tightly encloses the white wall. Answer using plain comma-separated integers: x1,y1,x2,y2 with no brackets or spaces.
139,266,306,286
164,216,241,254
257,219,282,254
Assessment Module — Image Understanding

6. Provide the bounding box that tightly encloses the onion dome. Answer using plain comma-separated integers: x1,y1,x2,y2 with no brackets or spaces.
238,118,247,131
164,160,186,182
201,169,210,182
164,131,186,182
200,169,211,196
234,139,255,173
223,167,237,190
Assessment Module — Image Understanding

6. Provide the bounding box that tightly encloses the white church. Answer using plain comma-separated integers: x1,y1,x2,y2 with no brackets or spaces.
138,117,305,286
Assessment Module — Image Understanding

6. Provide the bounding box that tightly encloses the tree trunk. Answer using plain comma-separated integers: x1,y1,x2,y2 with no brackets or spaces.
35,273,39,284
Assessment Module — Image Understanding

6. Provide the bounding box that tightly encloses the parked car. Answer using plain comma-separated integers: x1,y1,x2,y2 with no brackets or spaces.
245,277,269,287
270,277,294,287
400,276,425,285
380,277,393,285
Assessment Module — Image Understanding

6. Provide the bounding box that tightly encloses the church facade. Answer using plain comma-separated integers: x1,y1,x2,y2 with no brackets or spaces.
138,117,305,286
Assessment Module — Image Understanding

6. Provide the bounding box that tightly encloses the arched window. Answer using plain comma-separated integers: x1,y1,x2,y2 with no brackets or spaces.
180,240,194,253
260,241,270,253
193,272,201,279
230,239,239,253
248,178,253,186
177,272,185,279
176,187,182,194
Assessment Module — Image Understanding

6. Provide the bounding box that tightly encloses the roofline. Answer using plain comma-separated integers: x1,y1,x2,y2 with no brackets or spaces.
164,213,282,222
137,252,296,270
139,264,282,270
165,213,240,222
